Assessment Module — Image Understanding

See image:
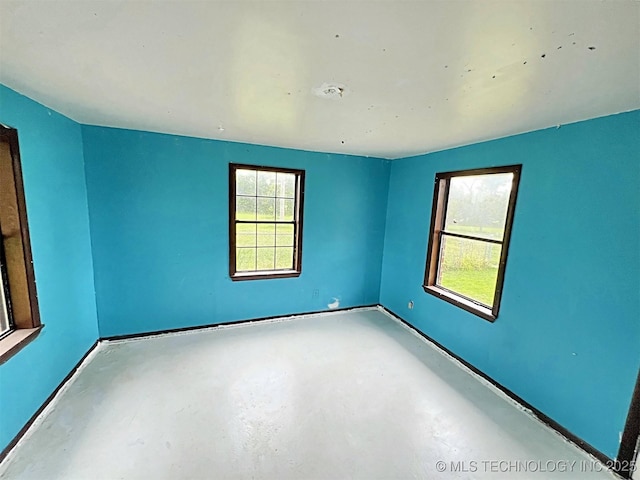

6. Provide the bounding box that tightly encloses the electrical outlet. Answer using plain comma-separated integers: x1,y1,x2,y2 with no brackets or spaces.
408,300,414,309
312,289,319,298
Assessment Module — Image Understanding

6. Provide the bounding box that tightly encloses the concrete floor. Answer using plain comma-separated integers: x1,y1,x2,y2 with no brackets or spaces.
0,308,621,479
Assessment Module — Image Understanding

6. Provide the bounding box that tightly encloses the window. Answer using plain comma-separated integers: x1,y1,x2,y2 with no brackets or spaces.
0,125,42,364
423,165,521,321
0,238,13,337
229,164,305,280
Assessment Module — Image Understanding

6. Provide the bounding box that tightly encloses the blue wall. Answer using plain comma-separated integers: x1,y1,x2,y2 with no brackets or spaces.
1,82,638,461
82,126,390,337
0,86,99,450
379,110,640,458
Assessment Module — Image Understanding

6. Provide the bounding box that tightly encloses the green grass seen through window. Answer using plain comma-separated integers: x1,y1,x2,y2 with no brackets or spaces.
437,235,501,306
235,214,295,272
439,267,499,306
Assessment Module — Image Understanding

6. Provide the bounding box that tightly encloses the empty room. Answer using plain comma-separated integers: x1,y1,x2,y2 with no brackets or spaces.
0,1,639,479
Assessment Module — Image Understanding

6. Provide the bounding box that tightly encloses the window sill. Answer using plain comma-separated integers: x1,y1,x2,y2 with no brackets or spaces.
0,326,43,365
231,270,301,281
423,285,496,322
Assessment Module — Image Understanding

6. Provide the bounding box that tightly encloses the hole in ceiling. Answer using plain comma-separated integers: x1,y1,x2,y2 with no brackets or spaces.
313,83,349,99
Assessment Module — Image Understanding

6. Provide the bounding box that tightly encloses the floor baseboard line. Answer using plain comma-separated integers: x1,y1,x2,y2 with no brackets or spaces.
100,304,379,343
0,340,101,464
375,304,627,479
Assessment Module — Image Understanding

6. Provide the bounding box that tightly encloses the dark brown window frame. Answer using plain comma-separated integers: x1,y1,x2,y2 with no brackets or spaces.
229,163,305,281
0,125,42,364
423,164,521,322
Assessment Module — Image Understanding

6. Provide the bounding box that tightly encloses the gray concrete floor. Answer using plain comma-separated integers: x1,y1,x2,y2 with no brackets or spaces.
0,308,621,479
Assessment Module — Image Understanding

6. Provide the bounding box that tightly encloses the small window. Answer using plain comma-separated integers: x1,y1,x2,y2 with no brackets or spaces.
229,164,305,281
0,125,42,364
423,165,521,321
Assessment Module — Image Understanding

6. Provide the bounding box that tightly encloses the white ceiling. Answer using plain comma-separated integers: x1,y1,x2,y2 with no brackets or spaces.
1,1,638,159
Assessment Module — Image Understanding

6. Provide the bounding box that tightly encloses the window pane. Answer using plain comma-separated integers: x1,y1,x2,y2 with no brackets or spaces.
236,248,256,271
437,235,501,307
276,198,294,221
257,171,276,197
276,224,293,235
236,231,256,247
257,236,275,247
237,223,256,235
257,198,275,220
276,224,294,247
276,233,293,247
444,173,513,240
257,247,275,270
236,169,256,196
257,223,275,234
0,271,10,337
276,173,295,198
275,247,294,269
237,223,256,248
236,197,256,220
257,223,276,247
